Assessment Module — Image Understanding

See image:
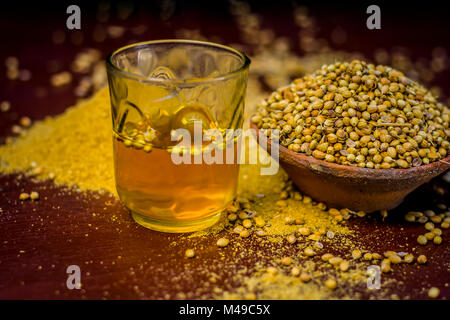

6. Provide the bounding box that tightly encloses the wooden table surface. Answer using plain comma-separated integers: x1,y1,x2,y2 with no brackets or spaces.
0,1,449,299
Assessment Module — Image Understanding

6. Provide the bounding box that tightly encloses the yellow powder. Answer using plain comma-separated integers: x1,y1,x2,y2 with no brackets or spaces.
0,88,116,194
221,272,337,300
218,259,395,300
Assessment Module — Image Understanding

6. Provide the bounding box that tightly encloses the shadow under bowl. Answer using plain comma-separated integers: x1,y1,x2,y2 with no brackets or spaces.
251,123,450,213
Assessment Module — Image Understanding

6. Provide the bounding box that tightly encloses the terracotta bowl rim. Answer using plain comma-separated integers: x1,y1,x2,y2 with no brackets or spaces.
250,122,450,180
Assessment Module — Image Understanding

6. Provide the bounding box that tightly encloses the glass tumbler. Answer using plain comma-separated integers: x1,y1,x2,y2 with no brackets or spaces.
106,40,250,233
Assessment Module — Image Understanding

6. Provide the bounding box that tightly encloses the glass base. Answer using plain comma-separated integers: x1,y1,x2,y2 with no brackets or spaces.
131,211,222,233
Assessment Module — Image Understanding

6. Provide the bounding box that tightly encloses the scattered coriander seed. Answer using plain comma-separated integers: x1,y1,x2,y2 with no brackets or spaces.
293,193,303,201
428,287,440,299
326,231,335,239
403,254,414,264
417,255,427,264
1,101,11,112
329,257,343,266
227,203,239,213
255,230,267,237
133,141,144,149
12,125,22,135
50,71,72,87
30,191,39,200
276,200,287,207
352,249,362,260
308,234,321,241
440,221,449,229
286,234,297,244
433,236,442,245
424,222,435,231
19,117,31,127
388,254,402,264
431,228,442,236
430,216,442,224
303,247,315,257
321,253,334,262
227,213,237,222
417,235,428,245
298,227,310,236
238,212,248,220
314,241,324,249
424,232,435,241
328,208,340,216
233,225,243,234
363,253,373,261
124,140,132,147
372,253,382,260
418,216,429,224
299,273,311,282
424,210,436,217
384,251,396,257
266,267,278,275
242,219,252,228
143,145,152,153
239,229,251,238
302,196,312,204
325,278,337,290
216,238,229,247
284,216,294,225
339,260,350,272
291,266,301,277
185,249,195,258
281,257,292,266
381,259,391,273
19,192,29,200
356,211,366,218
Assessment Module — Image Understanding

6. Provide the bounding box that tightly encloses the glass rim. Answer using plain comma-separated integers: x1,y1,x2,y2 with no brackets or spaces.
106,39,251,86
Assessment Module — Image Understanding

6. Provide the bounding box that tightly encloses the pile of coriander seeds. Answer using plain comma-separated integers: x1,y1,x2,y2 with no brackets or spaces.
251,60,449,169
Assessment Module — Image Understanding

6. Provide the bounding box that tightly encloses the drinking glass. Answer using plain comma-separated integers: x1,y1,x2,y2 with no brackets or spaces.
106,40,250,232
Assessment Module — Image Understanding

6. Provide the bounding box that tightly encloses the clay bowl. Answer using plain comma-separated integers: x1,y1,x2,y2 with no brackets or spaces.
251,123,450,213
